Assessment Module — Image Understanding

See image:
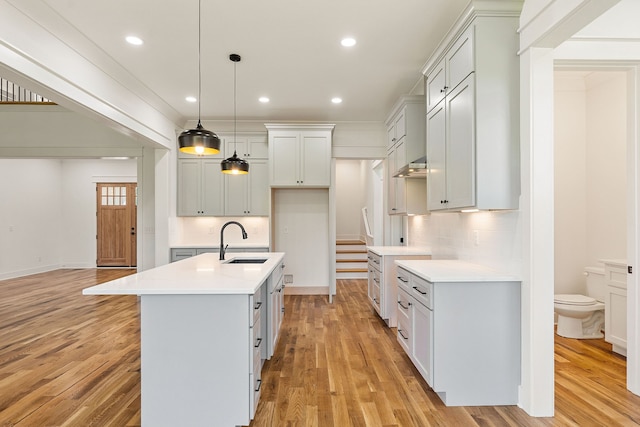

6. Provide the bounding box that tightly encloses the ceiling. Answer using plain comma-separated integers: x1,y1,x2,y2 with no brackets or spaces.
24,0,469,125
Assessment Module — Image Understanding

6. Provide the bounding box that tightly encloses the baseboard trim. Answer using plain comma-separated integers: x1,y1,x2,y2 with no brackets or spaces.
0,264,60,281
284,286,329,295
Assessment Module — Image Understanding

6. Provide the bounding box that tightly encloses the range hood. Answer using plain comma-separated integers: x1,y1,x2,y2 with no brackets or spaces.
393,156,427,178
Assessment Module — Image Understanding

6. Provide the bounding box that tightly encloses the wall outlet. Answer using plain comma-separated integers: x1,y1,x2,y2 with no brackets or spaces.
284,274,293,284
283,226,289,234
473,230,480,246
9,225,14,232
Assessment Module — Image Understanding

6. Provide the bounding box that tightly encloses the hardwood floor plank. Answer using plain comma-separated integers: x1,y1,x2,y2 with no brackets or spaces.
1,271,640,426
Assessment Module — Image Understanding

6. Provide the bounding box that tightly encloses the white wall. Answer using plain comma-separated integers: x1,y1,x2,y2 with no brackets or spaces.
273,189,329,293
554,71,627,295
60,159,137,267
335,159,366,241
554,72,588,294
0,158,137,279
0,159,62,279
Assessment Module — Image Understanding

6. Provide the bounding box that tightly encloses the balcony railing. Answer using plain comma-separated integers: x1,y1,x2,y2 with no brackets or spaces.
1,78,55,104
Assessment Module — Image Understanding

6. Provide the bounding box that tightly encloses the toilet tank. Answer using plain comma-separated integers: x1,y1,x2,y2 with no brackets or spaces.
585,266,605,302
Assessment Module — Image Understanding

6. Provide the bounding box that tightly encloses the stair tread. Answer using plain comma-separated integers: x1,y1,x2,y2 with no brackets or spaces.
336,240,366,245
336,268,368,273
336,249,367,254
336,259,367,263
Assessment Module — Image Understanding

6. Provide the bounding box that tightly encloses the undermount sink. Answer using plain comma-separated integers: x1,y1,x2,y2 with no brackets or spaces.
223,258,268,264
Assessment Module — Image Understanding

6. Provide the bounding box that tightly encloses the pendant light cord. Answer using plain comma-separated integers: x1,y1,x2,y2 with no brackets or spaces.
233,58,237,154
197,0,202,125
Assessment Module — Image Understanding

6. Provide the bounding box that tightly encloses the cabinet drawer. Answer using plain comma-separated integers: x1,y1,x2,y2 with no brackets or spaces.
252,290,263,326
396,267,411,293
411,274,433,309
367,251,381,270
397,287,411,323
252,315,263,368
397,313,411,354
371,275,381,313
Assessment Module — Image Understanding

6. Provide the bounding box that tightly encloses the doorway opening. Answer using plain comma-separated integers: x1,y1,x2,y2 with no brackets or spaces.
96,183,137,267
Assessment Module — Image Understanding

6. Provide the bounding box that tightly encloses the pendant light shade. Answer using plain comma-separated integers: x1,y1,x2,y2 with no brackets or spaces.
221,53,249,174
178,0,221,155
179,120,221,155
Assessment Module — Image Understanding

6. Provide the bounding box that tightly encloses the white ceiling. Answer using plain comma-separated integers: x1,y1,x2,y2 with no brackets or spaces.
28,0,469,125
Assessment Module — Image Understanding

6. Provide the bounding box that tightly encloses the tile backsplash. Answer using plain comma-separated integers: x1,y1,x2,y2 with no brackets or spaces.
173,216,270,246
408,210,522,275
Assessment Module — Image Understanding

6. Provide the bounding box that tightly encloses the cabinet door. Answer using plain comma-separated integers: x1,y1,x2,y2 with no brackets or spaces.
300,133,331,186
224,173,248,216
224,137,248,159
394,108,407,141
394,141,407,214
412,300,434,386
248,136,269,158
177,159,202,216
446,75,475,210
446,25,474,92
387,150,397,214
426,59,446,112
387,124,396,149
247,160,269,215
426,102,447,211
201,159,224,216
270,134,299,186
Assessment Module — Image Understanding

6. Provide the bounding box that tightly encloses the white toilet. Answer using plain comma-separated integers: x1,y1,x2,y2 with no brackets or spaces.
554,266,606,339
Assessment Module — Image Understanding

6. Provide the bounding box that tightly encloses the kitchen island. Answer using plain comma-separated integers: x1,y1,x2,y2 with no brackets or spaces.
83,252,285,427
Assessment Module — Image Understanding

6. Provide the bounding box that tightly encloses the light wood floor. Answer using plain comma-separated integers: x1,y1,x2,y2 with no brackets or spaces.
0,270,639,426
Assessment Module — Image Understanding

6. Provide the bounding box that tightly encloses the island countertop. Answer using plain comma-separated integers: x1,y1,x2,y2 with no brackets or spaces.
83,252,285,296
395,259,520,282
367,246,431,256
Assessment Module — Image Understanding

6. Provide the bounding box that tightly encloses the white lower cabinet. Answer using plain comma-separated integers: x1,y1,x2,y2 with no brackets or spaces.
603,259,627,356
367,249,431,327
396,265,520,406
268,259,286,358
139,263,284,426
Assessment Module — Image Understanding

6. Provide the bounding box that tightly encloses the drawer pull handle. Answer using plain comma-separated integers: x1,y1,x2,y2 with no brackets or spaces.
398,329,408,340
398,301,409,310
254,301,262,310
373,278,380,283
397,276,408,283
254,337,262,348
413,286,427,295
255,379,262,392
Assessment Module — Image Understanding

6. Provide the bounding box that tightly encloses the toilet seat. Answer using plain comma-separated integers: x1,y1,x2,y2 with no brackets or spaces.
554,294,597,306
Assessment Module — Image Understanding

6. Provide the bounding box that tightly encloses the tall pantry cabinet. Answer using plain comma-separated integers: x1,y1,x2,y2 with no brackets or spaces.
423,1,521,212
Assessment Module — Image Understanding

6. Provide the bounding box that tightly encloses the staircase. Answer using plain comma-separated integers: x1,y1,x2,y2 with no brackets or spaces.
336,239,368,279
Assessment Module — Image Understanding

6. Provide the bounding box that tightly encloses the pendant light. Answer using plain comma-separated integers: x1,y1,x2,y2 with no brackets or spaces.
178,0,221,155
221,53,249,174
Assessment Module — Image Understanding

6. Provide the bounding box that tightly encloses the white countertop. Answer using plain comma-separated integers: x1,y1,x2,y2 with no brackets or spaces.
599,258,627,267
395,259,520,282
83,252,285,296
367,246,432,256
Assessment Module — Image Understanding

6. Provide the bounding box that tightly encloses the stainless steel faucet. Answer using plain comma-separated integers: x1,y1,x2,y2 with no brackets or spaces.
219,221,248,260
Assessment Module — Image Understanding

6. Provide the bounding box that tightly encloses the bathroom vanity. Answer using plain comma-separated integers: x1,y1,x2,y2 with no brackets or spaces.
395,259,521,406
83,252,285,427
602,259,628,356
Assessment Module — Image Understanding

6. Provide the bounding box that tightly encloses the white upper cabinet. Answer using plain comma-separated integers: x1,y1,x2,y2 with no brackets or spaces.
224,159,269,216
266,124,334,187
177,132,268,217
177,157,224,216
386,96,425,166
224,135,268,159
423,1,521,212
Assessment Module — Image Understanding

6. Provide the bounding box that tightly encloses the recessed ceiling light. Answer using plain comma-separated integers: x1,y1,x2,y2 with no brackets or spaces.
125,35,143,46
259,97,270,103
341,37,356,47
185,96,197,103
331,97,343,104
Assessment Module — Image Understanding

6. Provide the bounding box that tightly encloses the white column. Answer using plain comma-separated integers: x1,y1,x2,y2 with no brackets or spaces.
519,46,556,416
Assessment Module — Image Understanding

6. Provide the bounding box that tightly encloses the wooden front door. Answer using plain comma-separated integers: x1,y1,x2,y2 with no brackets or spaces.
97,183,137,267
